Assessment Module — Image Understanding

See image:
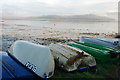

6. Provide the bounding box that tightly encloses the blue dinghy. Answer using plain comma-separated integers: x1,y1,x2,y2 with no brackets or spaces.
95,37,120,46
80,36,120,48
1,40,55,80
0,52,41,80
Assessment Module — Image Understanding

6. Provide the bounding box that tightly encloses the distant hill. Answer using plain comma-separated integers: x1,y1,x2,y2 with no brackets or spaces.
27,14,115,22
106,12,118,20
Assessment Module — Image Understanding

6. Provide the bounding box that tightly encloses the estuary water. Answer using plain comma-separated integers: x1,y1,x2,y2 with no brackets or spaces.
1,20,118,38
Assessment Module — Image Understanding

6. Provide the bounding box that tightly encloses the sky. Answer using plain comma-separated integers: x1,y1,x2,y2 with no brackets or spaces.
0,0,119,18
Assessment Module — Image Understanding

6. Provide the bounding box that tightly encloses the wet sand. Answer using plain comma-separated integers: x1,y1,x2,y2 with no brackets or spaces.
1,33,117,52
0,22,118,51
1,22,117,39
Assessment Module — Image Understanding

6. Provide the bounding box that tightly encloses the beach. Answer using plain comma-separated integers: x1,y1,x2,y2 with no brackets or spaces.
0,20,118,51
1,0,119,79
0,20,119,79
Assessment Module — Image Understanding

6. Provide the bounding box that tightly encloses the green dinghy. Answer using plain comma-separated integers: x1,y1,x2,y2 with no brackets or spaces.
74,41,120,53
67,42,120,63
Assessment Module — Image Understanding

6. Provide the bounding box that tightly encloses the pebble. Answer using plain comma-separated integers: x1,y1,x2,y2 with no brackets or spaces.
1,36,76,51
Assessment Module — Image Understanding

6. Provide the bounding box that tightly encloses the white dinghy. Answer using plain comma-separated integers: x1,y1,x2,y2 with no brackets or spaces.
8,40,55,79
49,43,96,72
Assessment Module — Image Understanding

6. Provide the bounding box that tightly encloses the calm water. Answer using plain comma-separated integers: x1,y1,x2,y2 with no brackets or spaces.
2,20,118,34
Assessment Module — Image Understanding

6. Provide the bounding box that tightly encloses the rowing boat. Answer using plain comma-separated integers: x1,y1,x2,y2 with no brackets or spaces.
49,43,96,72
67,42,120,63
80,36,120,48
8,40,55,79
0,52,41,80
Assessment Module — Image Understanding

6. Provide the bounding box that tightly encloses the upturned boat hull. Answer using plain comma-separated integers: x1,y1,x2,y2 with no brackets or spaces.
0,52,41,80
74,41,120,61
8,40,55,79
67,42,119,63
80,36,120,48
49,43,96,72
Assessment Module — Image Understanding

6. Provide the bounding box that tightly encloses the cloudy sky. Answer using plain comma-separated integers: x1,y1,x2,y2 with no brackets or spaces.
0,0,119,18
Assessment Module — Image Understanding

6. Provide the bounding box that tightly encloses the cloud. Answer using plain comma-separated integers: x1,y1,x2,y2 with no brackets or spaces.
1,0,119,18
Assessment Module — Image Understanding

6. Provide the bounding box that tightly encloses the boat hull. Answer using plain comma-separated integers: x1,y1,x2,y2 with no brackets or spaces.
74,41,120,60
8,40,55,78
80,36,119,48
0,52,41,80
49,43,96,72
67,42,117,63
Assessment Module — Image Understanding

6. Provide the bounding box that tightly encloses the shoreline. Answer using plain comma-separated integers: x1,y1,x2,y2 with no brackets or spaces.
1,32,118,52
0,21,118,51
1,32,118,39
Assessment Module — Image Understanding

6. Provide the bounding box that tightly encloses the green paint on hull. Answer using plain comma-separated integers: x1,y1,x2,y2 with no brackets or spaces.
67,42,119,63
74,41,120,53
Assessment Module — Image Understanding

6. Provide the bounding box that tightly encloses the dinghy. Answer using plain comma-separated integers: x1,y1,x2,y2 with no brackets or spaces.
75,41,120,53
49,43,96,72
80,36,120,48
67,42,120,63
74,41,120,60
8,40,55,79
96,37,120,45
0,52,41,80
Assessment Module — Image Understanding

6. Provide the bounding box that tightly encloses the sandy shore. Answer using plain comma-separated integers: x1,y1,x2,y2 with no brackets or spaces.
1,22,118,39
1,32,117,52
0,22,119,79
0,22,118,51
1,36,75,51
